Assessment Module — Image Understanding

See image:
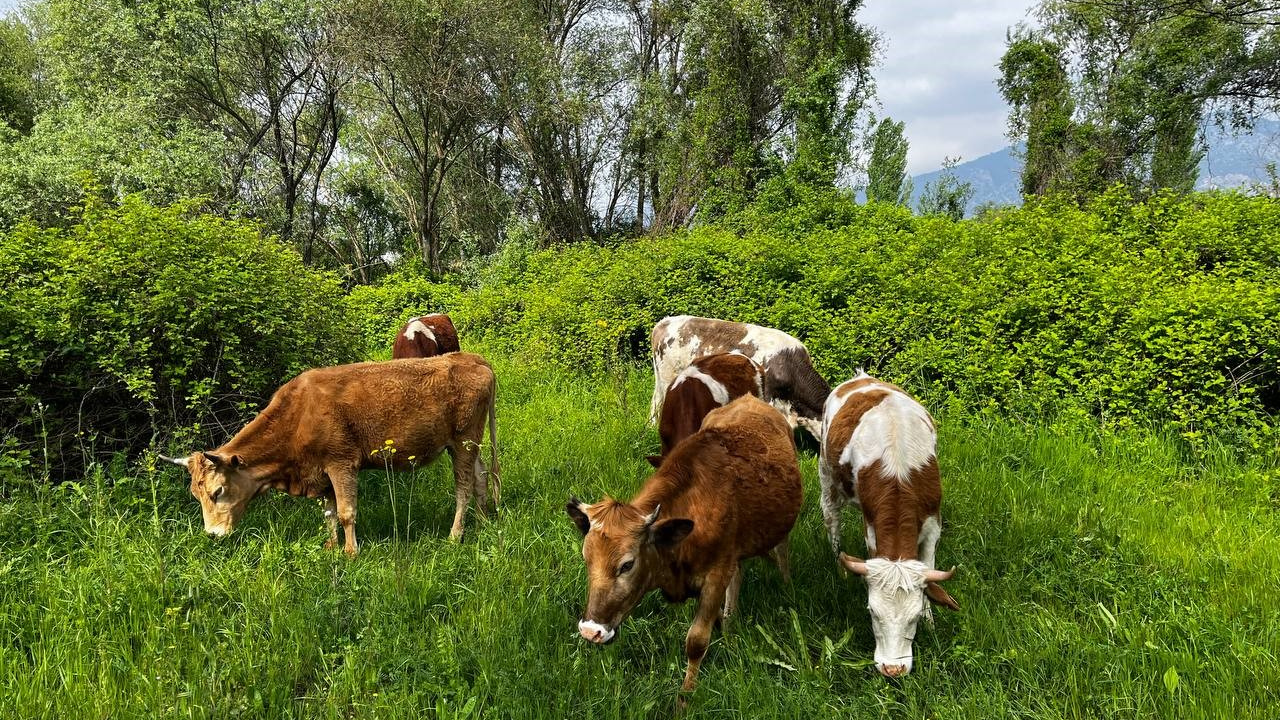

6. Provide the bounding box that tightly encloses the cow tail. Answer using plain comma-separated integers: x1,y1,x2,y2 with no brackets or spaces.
487,374,500,508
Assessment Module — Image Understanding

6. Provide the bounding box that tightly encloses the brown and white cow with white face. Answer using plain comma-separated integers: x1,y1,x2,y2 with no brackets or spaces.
391,313,461,359
161,353,499,555
819,372,959,678
567,395,802,706
646,352,764,467
649,315,830,442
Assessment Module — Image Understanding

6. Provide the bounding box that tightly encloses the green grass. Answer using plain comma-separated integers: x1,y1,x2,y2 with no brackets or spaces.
1,350,1278,718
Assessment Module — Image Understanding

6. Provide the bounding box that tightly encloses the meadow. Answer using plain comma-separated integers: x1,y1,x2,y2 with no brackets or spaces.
2,348,1277,719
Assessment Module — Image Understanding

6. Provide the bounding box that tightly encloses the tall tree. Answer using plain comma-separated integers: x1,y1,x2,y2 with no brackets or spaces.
864,117,911,205
1001,0,1275,197
917,157,973,220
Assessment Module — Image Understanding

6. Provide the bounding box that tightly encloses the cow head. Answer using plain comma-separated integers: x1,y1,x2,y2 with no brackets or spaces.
161,451,260,537
840,553,958,677
565,496,694,645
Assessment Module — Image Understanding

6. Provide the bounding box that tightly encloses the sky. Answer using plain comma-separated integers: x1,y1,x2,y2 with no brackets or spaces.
861,1,1037,174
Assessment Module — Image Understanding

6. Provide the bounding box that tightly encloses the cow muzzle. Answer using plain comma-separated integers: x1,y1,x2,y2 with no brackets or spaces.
577,619,617,645
204,524,232,538
877,661,912,678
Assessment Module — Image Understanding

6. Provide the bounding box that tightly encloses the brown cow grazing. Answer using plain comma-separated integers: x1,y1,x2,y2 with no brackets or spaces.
391,313,461,359
646,352,765,468
648,315,830,442
160,353,499,555
567,395,802,707
819,372,959,678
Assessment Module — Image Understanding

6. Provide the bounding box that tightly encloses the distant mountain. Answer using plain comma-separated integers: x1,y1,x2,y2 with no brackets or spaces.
909,119,1280,215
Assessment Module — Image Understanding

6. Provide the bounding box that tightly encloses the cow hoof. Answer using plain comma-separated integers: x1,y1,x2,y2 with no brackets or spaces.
323,540,337,551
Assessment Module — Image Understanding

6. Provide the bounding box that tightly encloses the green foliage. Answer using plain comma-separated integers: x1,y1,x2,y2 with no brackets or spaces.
397,190,1280,444
865,117,911,206
343,269,464,358
916,157,974,220
0,16,37,133
0,196,358,477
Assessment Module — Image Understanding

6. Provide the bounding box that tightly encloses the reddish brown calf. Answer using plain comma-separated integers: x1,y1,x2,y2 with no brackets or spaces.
161,353,499,554
391,313,461,359
646,352,764,467
567,395,802,708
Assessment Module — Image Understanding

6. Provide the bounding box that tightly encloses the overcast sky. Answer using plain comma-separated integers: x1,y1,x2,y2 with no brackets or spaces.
0,0,1034,175
862,1,1037,174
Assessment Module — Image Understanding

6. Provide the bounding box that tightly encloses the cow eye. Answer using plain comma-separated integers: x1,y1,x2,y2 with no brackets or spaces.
617,559,635,575
210,486,225,502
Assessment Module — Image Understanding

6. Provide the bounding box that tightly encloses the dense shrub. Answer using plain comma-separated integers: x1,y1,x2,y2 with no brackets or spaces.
372,189,1278,444
0,196,359,479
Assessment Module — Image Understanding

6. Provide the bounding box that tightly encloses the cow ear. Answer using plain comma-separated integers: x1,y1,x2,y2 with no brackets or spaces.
649,518,694,549
202,452,244,469
925,582,960,611
565,496,591,536
645,455,662,468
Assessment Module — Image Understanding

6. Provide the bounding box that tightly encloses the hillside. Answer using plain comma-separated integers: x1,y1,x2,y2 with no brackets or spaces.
910,119,1280,213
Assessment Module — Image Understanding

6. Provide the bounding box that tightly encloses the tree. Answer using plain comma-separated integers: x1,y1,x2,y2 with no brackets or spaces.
1001,1,1277,197
865,117,911,205
917,157,974,220
0,16,38,133
337,0,525,274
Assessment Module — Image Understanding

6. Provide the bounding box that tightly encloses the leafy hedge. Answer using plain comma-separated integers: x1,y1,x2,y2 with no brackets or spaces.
0,197,359,478
353,188,1280,445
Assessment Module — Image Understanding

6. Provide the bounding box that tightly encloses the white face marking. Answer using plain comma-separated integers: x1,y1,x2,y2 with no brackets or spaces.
672,366,731,405
863,558,929,675
578,619,616,643
403,319,436,342
835,379,935,482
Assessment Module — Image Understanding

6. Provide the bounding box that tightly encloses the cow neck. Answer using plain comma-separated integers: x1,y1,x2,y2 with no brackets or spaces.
863,483,922,562
792,355,832,420
218,403,297,488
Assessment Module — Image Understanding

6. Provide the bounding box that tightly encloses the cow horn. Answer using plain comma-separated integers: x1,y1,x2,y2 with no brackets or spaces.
157,454,188,467
923,566,956,583
642,504,661,527
839,552,869,576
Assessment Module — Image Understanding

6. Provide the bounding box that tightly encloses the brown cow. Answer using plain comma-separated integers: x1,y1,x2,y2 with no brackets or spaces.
648,315,830,442
391,313,461,359
819,372,958,677
566,395,801,706
160,353,499,555
646,352,765,467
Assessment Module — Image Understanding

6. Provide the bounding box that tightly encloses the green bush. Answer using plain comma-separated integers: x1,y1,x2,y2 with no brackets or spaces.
0,196,359,478
440,188,1280,444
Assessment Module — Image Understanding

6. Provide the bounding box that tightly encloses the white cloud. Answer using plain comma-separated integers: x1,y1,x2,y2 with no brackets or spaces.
861,1,1036,174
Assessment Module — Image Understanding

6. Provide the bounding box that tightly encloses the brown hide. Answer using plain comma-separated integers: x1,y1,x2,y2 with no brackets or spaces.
821,384,940,561
569,395,802,701
391,313,461,359
179,352,498,553
649,353,764,466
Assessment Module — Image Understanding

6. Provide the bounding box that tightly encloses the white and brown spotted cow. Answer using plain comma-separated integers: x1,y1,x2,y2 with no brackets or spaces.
160,353,499,555
646,352,764,467
819,372,959,677
567,395,802,708
392,313,461,359
649,315,830,441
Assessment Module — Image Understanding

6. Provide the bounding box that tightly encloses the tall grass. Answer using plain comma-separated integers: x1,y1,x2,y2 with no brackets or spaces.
1,350,1276,718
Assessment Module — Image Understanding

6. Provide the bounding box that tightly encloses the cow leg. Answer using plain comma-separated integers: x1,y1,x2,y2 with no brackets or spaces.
446,445,475,541
769,537,792,584
819,458,846,561
470,450,489,518
329,469,359,557
720,562,743,628
678,570,730,711
322,491,339,550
